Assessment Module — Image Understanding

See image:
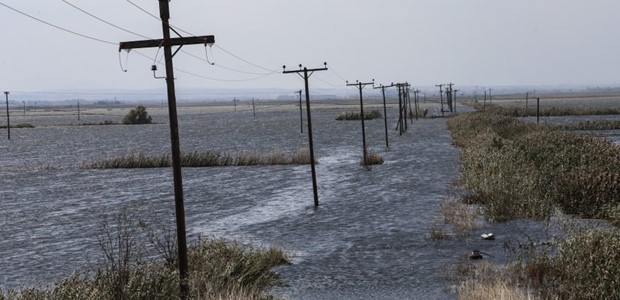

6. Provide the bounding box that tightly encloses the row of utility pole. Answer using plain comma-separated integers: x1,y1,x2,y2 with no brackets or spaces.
436,83,460,116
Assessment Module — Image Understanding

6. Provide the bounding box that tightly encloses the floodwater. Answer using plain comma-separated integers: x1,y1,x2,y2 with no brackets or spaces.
0,103,553,299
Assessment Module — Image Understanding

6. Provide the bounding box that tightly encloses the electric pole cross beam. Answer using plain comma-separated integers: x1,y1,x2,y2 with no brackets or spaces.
347,80,375,168
283,63,328,207
118,1,215,298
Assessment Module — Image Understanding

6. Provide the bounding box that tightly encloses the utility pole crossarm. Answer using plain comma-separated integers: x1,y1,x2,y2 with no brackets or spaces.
119,35,215,50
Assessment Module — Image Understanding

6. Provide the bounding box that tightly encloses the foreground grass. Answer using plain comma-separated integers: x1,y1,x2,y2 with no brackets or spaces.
449,111,620,299
0,211,290,300
82,148,315,169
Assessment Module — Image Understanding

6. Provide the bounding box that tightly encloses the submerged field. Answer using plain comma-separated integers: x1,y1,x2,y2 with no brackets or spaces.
0,99,470,299
3,93,620,299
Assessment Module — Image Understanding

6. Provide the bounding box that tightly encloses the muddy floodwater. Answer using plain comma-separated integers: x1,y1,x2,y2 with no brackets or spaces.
0,103,556,299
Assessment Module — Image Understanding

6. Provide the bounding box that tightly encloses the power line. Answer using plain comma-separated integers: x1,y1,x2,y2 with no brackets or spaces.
122,0,278,76
62,0,150,39
213,45,279,73
131,50,274,82
327,63,348,83
0,1,116,45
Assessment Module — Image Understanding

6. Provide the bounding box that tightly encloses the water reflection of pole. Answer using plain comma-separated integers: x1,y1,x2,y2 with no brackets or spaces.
283,63,328,207
4,91,10,140
347,80,374,167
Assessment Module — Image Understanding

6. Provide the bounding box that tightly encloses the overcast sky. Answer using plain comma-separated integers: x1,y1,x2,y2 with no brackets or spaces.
1,0,619,95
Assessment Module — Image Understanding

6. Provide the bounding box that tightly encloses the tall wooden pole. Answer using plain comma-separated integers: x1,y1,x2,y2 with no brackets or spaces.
347,80,374,167
4,92,10,140
120,2,215,297
283,64,328,206
374,84,394,148
158,1,189,296
297,90,303,133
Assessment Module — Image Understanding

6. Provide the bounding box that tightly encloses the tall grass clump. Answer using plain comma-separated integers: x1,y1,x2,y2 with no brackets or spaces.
0,210,290,300
360,150,384,166
504,227,620,300
336,110,382,120
453,262,537,300
83,148,317,169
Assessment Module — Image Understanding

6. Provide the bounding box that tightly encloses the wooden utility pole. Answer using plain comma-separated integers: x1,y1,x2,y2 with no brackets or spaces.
453,89,459,114
526,92,529,108
413,89,420,120
252,98,256,117
347,80,374,167
77,100,81,121
283,63,328,207
4,91,10,140
297,90,303,133
446,83,454,113
233,97,238,112
537,97,540,123
436,84,445,117
118,1,215,298
22,101,25,116
374,83,395,148
396,83,404,135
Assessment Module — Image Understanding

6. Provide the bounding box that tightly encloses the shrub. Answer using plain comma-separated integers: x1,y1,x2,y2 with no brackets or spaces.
336,110,382,121
122,105,152,125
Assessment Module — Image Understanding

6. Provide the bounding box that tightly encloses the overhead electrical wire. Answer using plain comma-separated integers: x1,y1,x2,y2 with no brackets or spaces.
326,63,348,83
56,0,277,81
62,0,150,40
123,0,280,74
0,1,116,45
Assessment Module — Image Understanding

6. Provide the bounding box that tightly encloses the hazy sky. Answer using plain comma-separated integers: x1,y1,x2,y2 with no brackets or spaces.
1,0,619,94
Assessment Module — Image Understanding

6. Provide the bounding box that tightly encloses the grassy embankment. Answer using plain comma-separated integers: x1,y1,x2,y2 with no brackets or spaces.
82,148,314,169
446,111,620,299
0,211,290,300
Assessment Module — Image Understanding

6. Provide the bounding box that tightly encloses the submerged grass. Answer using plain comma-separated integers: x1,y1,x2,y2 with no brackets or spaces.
0,123,35,129
83,148,316,169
